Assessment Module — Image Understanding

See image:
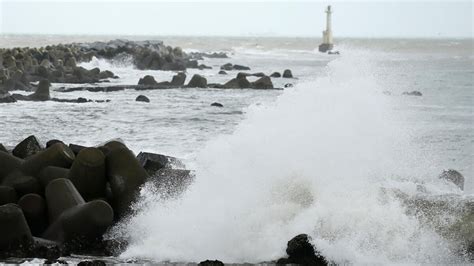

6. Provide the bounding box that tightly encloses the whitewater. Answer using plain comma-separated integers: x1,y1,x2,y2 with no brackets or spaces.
110,49,467,264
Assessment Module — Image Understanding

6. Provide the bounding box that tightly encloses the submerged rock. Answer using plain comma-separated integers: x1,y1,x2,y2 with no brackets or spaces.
135,95,150,103
211,102,224,107
402,91,423,96
282,69,293,78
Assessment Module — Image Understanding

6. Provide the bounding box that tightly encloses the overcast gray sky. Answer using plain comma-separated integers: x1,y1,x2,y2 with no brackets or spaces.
0,0,472,38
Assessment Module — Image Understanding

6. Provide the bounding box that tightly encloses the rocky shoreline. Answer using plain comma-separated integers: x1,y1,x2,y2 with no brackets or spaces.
0,135,330,265
1,39,295,104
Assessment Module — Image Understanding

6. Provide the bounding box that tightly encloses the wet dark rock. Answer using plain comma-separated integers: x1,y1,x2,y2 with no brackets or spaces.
237,72,265,78
170,72,186,86
0,185,18,205
233,64,251,70
223,75,251,89
0,93,17,103
138,75,158,86
46,139,64,148
218,70,227,75
0,143,8,153
148,168,193,198
12,135,43,159
135,95,150,103
137,152,183,176
402,91,423,96
284,83,293,88
251,76,274,89
192,51,228,59
220,63,233,71
78,260,107,266
69,143,87,155
439,169,464,190
21,143,75,176
282,69,293,78
270,72,281,78
277,234,327,265
38,166,70,188
69,148,107,201
18,193,48,236
211,102,224,107
198,64,212,70
2,172,42,197
199,260,224,266
0,204,34,251
187,74,207,88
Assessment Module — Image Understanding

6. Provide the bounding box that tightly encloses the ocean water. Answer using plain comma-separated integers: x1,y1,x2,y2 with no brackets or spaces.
0,35,473,264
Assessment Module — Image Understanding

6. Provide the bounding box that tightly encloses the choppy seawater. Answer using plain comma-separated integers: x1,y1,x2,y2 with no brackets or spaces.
0,35,473,264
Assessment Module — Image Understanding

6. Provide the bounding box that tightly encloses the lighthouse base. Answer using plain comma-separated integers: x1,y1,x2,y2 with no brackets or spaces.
318,43,334,53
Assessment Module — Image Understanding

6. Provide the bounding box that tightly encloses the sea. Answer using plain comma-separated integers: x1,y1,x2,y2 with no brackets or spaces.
0,35,473,264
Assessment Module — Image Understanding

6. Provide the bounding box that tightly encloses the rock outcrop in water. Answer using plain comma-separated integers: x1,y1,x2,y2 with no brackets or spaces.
0,136,192,259
276,234,328,265
0,39,214,93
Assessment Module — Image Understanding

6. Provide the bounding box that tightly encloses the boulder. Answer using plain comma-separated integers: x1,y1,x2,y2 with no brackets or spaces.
187,74,207,88
220,63,233,71
18,193,48,236
402,91,423,96
282,69,293,78
106,147,149,218
0,152,23,181
218,70,227,75
29,79,51,101
137,75,158,86
0,186,17,205
277,234,327,265
21,143,75,176
223,75,251,89
251,76,273,89
68,148,107,201
0,94,17,103
136,152,183,176
211,102,224,107
170,72,186,86
12,135,43,159
439,169,464,190
135,95,150,103
233,64,250,71
270,72,281,78
199,260,224,266
0,204,33,251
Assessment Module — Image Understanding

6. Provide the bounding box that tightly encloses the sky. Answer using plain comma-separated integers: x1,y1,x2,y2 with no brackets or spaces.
0,0,472,38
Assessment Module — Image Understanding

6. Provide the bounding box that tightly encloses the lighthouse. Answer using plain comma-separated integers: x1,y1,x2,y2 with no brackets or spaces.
318,5,334,53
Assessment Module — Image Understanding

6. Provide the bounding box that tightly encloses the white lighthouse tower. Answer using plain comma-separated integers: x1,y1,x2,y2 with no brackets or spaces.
318,5,334,53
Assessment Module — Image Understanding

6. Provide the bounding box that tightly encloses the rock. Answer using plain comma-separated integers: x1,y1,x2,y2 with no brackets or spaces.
251,76,273,89
0,94,17,103
98,70,115,80
282,69,293,78
220,63,233,71
64,57,77,68
0,152,23,181
69,143,87,155
277,234,327,265
211,102,224,107
0,186,18,205
0,143,7,153
38,166,70,188
402,91,423,96
68,148,107,201
135,95,150,103
46,140,64,148
137,75,158,86
21,143,75,176
233,64,250,71
199,260,224,266
284,83,293,88
106,146,149,218
45,178,85,222
198,64,212,70
439,169,464,190
18,193,48,236
28,79,51,101
223,75,251,89
270,72,281,78
136,152,183,176
170,72,186,86
78,260,106,266
187,74,207,88
218,70,227,75
0,204,33,251
12,135,43,159
2,172,41,197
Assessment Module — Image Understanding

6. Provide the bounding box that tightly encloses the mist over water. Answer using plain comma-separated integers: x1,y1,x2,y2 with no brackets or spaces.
111,50,464,264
